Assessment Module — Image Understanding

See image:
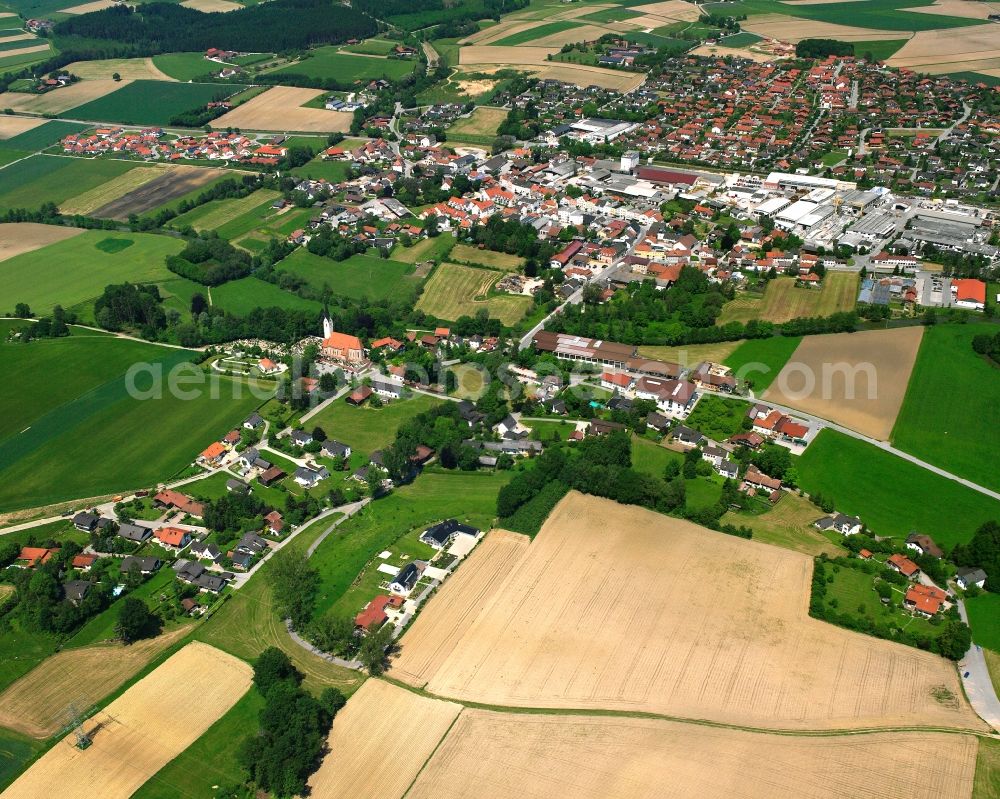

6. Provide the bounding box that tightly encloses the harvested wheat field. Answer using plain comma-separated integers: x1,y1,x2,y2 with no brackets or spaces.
415,492,982,731
888,25,1000,71
628,0,702,21
392,529,530,688
0,43,48,59
528,62,647,90
212,86,352,132
743,14,903,42
60,165,174,216
0,79,128,115
64,57,175,81
408,710,980,799
0,116,45,139
307,679,461,799
91,165,225,220
0,33,36,45
0,222,84,262
0,627,189,738
181,0,242,10
905,0,1000,19
3,642,251,799
638,340,741,367
459,45,559,66
763,326,924,440
529,23,624,47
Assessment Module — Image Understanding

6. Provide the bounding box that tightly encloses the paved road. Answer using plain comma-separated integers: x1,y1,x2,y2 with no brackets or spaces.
954,595,1000,732
729,393,1000,503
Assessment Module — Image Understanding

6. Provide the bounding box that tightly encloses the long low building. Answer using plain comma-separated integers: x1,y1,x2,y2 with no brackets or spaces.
532,331,681,377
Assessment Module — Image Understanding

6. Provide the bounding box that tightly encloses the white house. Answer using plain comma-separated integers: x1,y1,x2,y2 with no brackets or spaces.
955,567,987,591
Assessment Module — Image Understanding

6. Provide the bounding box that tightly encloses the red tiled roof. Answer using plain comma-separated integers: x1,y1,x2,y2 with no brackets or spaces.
355,595,390,630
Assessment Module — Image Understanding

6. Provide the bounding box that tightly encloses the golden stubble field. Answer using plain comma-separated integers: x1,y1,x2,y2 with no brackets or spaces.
763,326,924,440
0,115,44,139
2,642,252,799
407,710,980,799
887,24,1000,73
0,628,189,738
211,85,353,132
0,222,84,262
742,13,903,42
306,679,462,799
398,492,982,732
0,79,129,115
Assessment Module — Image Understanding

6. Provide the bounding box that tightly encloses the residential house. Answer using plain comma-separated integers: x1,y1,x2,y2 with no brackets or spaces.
243,412,264,430
814,514,864,536
671,425,704,447
347,385,373,405
371,378,403,399
321,440,352,459
226,478,249,494
293,466,329,488
153,489,205,518
120,555,161,575
646,411,670,434
390,561,424,594
956,567,988,591
63,580,91,606
117,523,152,543
264,510,284,535
199,441,228,465
887,553,921,579
190,541,221,562
290,429,314,447
420,519,479,549
72,554,97,571
355,595,391,632
72,511,99,532
744,465,782,494
17,547,59,568
904,583,948,617
717,458,739,479
155,526,192,550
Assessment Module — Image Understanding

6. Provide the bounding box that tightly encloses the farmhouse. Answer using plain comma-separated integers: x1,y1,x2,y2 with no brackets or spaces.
743,465,782,498
887,553,921,580
199,441,227,465
956,567,987,591
154,489,205,518
906,533,944,559
421,519,479,549
371,378,403,399
348,385,374,405
259,466,286,486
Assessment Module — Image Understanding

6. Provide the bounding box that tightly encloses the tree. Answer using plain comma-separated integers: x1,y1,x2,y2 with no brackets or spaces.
253,646,300,695
191,292,208,316
267,551,319,628
358,625,394,675
319,372,337,393
114,597,158,644
13,302,31,318
112,71,121,81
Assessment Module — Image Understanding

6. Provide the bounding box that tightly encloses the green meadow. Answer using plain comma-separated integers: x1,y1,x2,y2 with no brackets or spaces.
0,230,182,315
277,249,421,301
0,155,138,210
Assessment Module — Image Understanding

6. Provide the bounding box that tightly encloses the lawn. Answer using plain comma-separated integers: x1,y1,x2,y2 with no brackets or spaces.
796,429,1000,548
631,436,682,477
723,335,802,391
66,80,249,126
289,156,349,182
211,277,323,315
892,323,1000,493
269,47,416,82
416,262,532,326
684,394,749,440
278,249,421,301
0,230,181,314
194,515,365,694
492,20,577,45
717,31,762,47
310,469,509,619
446,106,508,142
965,592,1000,653
342,37,397,55
721,491,843,557
0,120,87,152
151,52,215,81
391,232,455,264
0,340,267,510
131,688,265,799
305,393,444,456
0,618,58,695
718,273,858,325
170,189,280,233
0,154,138,211
450,242,522,271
